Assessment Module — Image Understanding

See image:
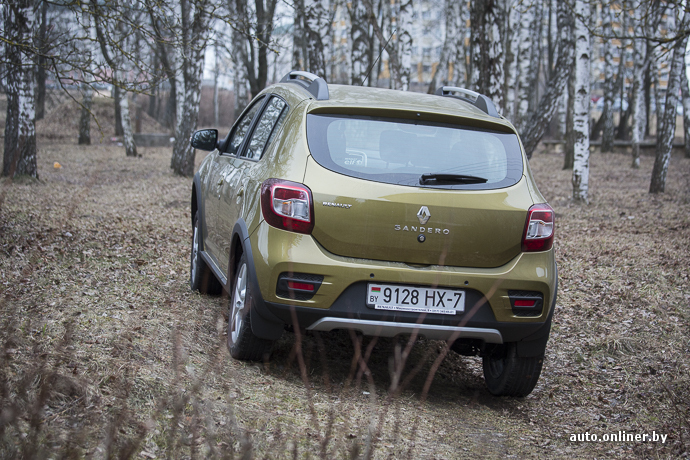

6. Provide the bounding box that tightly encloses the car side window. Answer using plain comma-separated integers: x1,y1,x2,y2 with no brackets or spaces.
225,96,265,155
242,97,288,160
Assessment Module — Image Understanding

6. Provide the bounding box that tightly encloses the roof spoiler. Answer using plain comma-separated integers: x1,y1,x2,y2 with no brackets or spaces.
434,86,500,118
280,71,329,101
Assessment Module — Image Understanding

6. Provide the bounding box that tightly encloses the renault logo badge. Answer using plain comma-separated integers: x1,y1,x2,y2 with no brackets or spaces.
417,206,431,225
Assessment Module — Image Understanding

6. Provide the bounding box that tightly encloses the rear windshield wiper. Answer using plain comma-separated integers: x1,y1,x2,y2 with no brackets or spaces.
419,173,488,185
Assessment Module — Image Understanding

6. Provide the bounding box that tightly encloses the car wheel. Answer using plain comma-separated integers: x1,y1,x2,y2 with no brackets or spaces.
482,342,544,397
227,253,274,361
190,211,221,294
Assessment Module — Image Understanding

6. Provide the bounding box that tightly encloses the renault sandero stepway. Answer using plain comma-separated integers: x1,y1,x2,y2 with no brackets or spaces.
189,71,557,397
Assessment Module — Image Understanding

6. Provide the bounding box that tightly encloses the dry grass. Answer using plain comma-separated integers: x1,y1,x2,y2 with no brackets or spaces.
0,124,689,458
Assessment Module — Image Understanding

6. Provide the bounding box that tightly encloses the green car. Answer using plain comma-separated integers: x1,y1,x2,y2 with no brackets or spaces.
189,71,557,397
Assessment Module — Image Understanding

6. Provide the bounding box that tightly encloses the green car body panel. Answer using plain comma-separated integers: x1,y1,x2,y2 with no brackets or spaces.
190,71,558,396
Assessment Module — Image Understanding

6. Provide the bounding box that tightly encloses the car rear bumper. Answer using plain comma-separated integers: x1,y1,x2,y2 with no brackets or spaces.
247,222,557,348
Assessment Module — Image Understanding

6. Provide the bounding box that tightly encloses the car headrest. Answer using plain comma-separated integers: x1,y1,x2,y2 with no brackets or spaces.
379,130,418,164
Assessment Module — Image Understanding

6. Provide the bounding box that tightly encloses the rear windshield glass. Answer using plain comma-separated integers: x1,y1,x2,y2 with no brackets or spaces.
306,114,524,190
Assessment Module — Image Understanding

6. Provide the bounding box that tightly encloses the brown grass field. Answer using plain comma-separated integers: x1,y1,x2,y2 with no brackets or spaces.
0,100,689,458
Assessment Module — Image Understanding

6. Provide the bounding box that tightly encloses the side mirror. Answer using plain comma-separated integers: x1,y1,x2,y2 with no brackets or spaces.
190,129,218,151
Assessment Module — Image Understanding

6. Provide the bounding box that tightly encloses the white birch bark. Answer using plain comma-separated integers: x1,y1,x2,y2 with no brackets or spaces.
397,0,413,91
650,8,690,193
2,0,37,178
520,0,573,157
450,2,468,87
301,0,329,78
118,71,137,158
571,0,590,203
348,0,372,86
630,2,647,168
486,0,504,111
515,2,535,131
170,0,211,177
470,0,504,111
503,0,520,121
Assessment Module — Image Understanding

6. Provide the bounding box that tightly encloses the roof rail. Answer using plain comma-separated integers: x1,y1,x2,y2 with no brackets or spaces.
280,71,329,100
434,86,499,118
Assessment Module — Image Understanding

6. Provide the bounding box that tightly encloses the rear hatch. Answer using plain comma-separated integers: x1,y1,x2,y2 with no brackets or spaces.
304,112,532,269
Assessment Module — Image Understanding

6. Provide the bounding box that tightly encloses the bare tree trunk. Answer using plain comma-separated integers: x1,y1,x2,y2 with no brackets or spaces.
113,85,124,136
119,84,137,157
520,0,574,158
78,83,93,145
682,65,690,159
563,64,575,170
557,92,567,140
502,0,520,121
515,2,535,131
630,2,647,169
294,0,330,78
650,11,689,194
571,0,590,203
470,0,504,111
213,42,220,127
35,0,48,121
232,26,249,118
395,0,413,91
3,0,38,179
348,0,373,86
170,0,211,177
600,1,615,152
231,0,278,97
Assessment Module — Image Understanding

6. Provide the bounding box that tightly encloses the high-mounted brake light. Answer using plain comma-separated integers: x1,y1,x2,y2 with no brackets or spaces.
261,179,314,234
521,203,554,252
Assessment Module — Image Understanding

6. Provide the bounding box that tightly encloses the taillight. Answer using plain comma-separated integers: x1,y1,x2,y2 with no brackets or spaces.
261,179,314,234
522,203,554,252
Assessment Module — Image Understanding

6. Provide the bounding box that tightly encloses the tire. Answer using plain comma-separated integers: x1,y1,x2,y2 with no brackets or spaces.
482,342,544,397
190,211,222,294
227,253,274,361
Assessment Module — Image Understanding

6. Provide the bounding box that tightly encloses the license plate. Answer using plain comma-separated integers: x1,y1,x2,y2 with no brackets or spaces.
366,283,465,315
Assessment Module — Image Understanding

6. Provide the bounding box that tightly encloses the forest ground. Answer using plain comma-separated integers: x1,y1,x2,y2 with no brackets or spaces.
0,99,689,459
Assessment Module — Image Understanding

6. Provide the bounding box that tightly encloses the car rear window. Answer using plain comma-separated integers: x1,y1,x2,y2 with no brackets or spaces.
306,114,524,190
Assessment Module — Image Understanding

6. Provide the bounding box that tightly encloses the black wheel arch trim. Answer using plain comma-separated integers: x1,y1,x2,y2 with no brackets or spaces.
192,173,205,248
230,219,285,341
515,264,558,358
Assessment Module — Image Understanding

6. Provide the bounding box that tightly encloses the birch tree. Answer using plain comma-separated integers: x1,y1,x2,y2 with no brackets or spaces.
293,0,331,78
599,0,615,153
649,8,690,194
520,0,574,157
571,0,590,203
469,0,504,112
391,0,413,91
169,0,213,177
348,0,374,85
230,0,278,98
3,0,38,179
502,0,520,120
428,0,465,93
681,66,690,159
91,0,137,157
630,2,647,169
